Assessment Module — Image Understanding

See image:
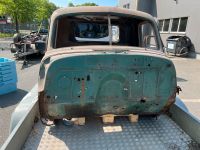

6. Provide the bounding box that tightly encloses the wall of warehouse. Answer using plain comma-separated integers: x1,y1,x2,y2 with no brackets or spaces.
118,0,200,55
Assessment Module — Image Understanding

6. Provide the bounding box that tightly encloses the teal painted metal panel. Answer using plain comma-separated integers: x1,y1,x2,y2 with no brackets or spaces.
39,53,177,119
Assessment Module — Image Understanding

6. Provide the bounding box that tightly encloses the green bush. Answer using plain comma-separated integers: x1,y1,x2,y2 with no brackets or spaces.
0,33,14,38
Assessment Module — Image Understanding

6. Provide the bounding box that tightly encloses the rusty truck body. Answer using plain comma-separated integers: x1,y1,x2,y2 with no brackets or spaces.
38,6,177,120
1,7,200,150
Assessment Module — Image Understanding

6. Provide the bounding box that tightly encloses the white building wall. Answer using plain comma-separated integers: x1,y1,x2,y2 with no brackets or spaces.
118,0,137,10
157,0,200,54
118,0,200,54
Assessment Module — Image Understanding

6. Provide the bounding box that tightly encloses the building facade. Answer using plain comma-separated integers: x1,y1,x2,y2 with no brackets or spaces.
118,0,200,55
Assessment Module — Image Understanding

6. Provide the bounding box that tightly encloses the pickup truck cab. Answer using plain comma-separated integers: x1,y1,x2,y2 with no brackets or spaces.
39,6,177,121
1,7,200,150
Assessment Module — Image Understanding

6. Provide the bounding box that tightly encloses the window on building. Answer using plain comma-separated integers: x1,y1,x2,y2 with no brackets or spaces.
160,17,188,33
179,17,188,32
171,18,180,32
163,19,170,32
158,20,164,31
123,3,130,9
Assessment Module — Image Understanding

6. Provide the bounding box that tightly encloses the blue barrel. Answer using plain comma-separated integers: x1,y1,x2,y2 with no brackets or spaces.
0,58,17,95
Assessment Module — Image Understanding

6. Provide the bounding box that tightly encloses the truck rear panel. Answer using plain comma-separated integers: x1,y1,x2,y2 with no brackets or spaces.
39,53,177,119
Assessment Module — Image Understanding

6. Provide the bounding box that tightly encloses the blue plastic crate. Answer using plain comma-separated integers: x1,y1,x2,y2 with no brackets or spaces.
0,82,17,95
0,57,17,95
0,73,17,83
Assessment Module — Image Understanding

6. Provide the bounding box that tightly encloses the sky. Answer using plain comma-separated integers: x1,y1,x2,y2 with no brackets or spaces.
49,0,118,7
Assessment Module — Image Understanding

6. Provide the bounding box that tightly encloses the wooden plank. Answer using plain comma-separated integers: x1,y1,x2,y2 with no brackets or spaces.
129,114,139,123
73,117,85,125
102,114,115,124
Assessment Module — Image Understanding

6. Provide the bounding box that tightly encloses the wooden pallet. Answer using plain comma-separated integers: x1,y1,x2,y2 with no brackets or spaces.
69,114,138,125
101,114,139,124
72,117,86,125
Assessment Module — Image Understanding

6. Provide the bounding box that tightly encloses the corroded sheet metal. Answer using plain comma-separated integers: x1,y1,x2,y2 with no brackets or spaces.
38,52,177,119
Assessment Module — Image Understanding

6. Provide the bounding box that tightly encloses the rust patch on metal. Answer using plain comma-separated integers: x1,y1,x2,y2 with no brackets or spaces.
38,91,45,118
38,91,49,119
81,79,85,98
80,79,85,106
162,89,176,113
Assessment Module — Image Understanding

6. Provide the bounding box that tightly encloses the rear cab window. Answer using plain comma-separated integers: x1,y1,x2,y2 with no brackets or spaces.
52,14,159,50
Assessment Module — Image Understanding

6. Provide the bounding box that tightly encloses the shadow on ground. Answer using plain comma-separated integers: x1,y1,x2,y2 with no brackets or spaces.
15,54,44,70
0,89,28,108
177,77,187,82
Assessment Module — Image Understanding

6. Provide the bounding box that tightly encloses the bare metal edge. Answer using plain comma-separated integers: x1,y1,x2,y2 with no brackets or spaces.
170,97,200,144
1,87,39,150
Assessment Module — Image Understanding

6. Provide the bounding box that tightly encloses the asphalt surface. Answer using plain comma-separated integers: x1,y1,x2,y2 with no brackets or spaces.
171,57,200,118
0,39,41,147
0,38,200,147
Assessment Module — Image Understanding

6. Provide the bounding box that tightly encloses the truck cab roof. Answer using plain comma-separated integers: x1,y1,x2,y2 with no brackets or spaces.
47,6,161,51
51,6,154,21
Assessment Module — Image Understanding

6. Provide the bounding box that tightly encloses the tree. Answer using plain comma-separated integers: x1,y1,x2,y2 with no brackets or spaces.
68,2,74,7
76,2,98,6
68,2,98,7
0,0,57,32
0,0,40,32
36,0,58,25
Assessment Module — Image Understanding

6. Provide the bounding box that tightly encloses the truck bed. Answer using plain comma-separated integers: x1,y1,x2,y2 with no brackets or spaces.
23,115,198,150
2,85,199,150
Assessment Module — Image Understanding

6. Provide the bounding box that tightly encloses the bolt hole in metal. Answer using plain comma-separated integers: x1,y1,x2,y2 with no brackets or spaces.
140,98,146,103
167,64,172,68
113,106,119,109
87,75,90,81
135,71,142,75
75,76,90,81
